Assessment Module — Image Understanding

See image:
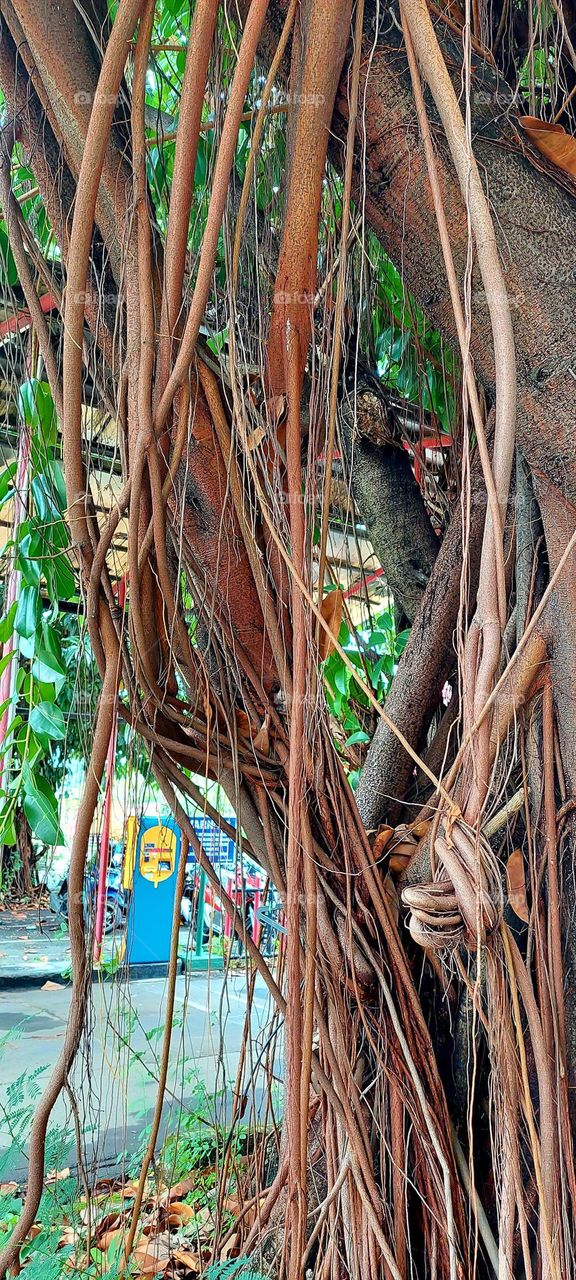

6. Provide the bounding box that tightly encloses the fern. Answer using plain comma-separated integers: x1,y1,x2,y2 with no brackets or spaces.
204,1260,269,1280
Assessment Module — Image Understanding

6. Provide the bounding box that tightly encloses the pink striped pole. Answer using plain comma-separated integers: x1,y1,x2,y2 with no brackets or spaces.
0,425,31,796
93,575,125,962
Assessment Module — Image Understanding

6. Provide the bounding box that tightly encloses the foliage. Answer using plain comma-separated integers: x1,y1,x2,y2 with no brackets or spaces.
0,1039,267,1280
0,378,81,854
323,606,408,788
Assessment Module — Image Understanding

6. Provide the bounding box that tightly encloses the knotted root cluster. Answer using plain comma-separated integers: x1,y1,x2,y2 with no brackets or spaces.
402,817,503,951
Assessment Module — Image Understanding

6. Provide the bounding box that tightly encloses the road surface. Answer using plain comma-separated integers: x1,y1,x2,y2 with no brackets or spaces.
0,972,278,1182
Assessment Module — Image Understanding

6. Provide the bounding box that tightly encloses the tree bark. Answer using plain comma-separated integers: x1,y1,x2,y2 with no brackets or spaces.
330,7,576,496
256,0,576,498
355,448,485,829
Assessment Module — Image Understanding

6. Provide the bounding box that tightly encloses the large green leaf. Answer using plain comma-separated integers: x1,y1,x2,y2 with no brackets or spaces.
0,602,17,646
0,649,16,681
29,702,66,741
14,585,41,641
0,806,17,845
23,771,63,845
0,459,18,508
16,528,42,587
0,223,18,288
31,623,66,692
18,380,57,449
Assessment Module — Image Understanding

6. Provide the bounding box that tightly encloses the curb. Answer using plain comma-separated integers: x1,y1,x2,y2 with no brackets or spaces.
0,958,186,991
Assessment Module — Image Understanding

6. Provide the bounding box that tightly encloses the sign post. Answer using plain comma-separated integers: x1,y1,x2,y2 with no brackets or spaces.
124,816,183,976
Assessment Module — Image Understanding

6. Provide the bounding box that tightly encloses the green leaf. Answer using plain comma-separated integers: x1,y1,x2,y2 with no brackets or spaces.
15,724,46,768
0,806,17,847
0,601,17,645
50,552,76,602
333,662,349,697
14,585,41,641
16,530,42,587
23,771,63,845
29,702,65,741
18,380,57,449
0,223,18,288
42,459,67,512
395,628,410,657
0,459,18,507
31,624,66,690
344,729,370,746
0,649,16,682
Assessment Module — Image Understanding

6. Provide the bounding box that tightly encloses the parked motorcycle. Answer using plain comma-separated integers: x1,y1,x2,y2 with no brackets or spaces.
49,848,128,934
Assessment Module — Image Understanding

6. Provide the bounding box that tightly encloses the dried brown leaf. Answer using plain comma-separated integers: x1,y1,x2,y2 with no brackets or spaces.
253,715,270,755
58,1227,77,1248
235,710,251,738
388,853,413,875
173,1248,201,1273
319,589,344,662
518,116,576,177
506,848,529,923
134,1231,172,1276
167,1201,194,1225
372,826,394,859
246,425,266,451
98,1229,122,1252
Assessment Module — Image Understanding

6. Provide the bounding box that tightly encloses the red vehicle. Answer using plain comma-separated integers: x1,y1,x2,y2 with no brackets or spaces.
181,859,266,945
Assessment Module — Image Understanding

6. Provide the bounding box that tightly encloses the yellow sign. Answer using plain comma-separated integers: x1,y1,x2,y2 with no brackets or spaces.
139,822,177,886
123,816,138,889
123,818,178,888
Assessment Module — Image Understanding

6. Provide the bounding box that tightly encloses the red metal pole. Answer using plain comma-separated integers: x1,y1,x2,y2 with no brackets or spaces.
0,425,31,795
224,876,233,940
253,887,262,944
93,708,118,962
0,292,58,341
93,574,125,962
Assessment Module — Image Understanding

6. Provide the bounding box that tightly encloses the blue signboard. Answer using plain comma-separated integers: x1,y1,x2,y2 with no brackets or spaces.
124,812,238,969
188,813,236,865
125,816,182,966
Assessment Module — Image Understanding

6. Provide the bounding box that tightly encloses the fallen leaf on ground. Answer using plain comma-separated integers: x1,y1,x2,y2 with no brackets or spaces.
121,1179,141,1198
42,980,64,991
134,1231,172,1276
173,1248,201,1272
164,1177,196,1202
58,1227,76,1248
95,1212,122,1238
168,1202,194,1225
219,1231,242,1260
221,1195,241,1214
46,1168,70,1183
0,1182,18,1195
99,1228,122,1252
519,115,576,177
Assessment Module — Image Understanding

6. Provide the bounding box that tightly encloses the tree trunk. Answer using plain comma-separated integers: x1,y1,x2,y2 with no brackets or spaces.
2,3,576,1277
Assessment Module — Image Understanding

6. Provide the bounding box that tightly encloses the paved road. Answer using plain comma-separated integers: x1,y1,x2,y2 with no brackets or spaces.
0,972,277,1181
